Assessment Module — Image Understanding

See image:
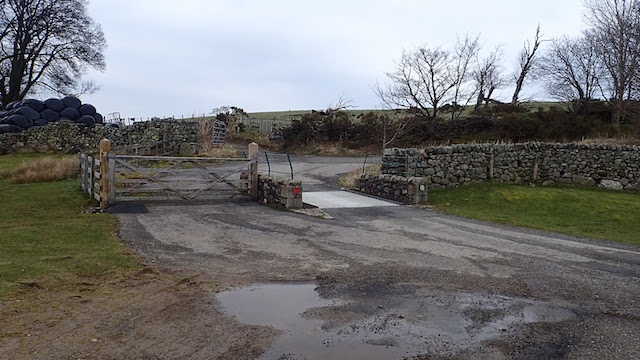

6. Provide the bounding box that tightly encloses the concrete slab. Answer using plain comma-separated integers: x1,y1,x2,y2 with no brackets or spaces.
303,191,399,209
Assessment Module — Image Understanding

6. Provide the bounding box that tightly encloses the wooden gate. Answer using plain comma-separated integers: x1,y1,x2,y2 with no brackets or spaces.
80,139,259,208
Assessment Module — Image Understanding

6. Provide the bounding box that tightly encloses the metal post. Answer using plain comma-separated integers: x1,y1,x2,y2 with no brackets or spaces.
405,155,410,177
264,151,271,176
286,153,293,179
363,154,369,174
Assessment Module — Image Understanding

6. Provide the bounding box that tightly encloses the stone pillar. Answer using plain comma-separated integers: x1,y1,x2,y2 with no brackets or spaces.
281,180,303,209
408,177,428,205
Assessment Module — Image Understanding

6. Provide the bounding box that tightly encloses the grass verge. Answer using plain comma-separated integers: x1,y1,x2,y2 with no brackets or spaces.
0,152,53,175
1,156,76,183
428,182,640,246
0,154,141,298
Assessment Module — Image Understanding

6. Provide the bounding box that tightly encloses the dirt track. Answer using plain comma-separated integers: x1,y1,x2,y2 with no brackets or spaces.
2,155,640,359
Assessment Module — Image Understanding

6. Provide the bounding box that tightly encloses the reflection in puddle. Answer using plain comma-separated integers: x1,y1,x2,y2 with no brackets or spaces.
217,283,332,330
217,284,576,360
218,283,408,359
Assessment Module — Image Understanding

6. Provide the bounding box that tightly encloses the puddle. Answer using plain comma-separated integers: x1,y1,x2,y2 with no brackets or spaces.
217,283,336,329
218,283,413,359
217,284,577,359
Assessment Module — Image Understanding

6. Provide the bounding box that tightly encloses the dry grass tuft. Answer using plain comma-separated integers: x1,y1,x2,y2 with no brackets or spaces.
337,164,381,189
576,136,640,146
198,144,242,158
5,156,77,184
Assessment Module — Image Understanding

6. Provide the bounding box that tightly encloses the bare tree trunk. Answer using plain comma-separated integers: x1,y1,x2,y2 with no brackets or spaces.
511,80,525,106
511,26,543,106
475,91,484,109
472,46,505,110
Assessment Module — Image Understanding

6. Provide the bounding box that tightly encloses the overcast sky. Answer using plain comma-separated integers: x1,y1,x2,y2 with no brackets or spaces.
82,0,586,120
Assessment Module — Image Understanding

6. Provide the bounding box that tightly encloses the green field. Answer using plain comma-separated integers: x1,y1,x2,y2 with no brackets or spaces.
0,154,140,298
428,182,640,246
246,102,563,123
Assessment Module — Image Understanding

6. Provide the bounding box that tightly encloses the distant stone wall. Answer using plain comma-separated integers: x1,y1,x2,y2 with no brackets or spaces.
383,143,640,191
0,119,201,154
258,175,303,209
355,174,428,204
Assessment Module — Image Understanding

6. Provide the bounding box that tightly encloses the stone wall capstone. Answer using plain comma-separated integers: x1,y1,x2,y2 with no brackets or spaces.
0,119,201,154
383,143,640,191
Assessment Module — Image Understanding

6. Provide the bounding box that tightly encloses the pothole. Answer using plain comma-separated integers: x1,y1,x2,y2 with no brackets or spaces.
217,284,577,359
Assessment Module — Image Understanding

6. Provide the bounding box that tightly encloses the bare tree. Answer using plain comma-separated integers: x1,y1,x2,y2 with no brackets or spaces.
511,26,543,106
448,34,481,120
540,35,603,110
373,47,450,123
584,0,640,132
473,46,506,109
0,0,106,108
380,112,414,150
374,34,480,128
326,94,356,114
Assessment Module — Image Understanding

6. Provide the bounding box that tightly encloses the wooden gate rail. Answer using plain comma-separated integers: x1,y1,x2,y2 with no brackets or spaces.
78,139,259,208
78,153,101,202
78,139,111,207
110,155,254,201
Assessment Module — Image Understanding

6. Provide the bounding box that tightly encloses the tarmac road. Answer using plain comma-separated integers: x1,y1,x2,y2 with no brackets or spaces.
111,154,640,359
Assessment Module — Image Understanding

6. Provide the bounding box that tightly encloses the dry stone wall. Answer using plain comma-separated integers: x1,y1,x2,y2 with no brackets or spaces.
355,174,428,204
383,143,640,191
0,119,201,154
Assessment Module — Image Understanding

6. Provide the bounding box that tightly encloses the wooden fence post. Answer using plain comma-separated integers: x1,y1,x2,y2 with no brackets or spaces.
248,142,259,200
533,154,540,183
78,153,82,190
99,139,111,209
80,154,87,194
108,155,115,201
489,147,495,180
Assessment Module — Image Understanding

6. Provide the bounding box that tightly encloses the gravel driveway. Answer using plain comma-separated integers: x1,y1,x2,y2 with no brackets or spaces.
109,154,640,359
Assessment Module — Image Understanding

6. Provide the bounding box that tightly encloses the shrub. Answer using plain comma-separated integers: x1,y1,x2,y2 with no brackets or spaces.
492,112,544,142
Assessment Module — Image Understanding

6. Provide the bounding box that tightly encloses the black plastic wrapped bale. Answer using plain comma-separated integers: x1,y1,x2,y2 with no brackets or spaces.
44,98,64,112
60,107,81,121
2,114,32,129
0,124,23,134
77,115,95,126
15,106,41,121
62,96,81,109
23,99,45,112
94,113,103,124
5,108,19,116
78,103,96,116
4,100,22,111
33,119,48,127
40,109,60,122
